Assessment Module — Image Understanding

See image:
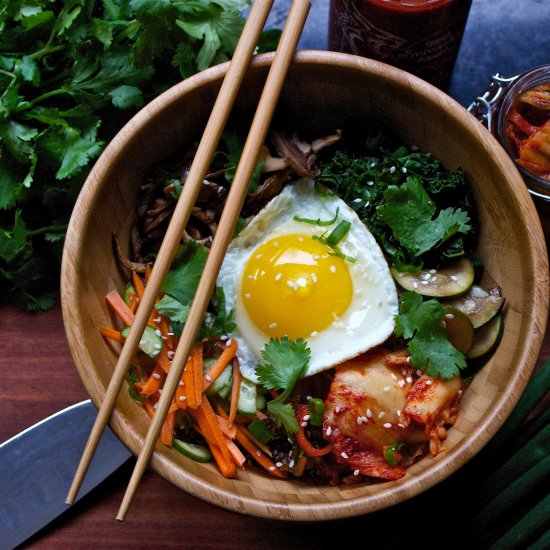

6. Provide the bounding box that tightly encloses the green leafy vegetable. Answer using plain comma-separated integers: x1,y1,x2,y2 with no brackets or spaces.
394,291,467,379
255,337,311,433
0,0,280,309
378,176,471,257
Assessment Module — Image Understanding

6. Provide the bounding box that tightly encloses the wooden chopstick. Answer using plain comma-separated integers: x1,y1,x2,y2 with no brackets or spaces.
65,0,275,507
116,0,311,521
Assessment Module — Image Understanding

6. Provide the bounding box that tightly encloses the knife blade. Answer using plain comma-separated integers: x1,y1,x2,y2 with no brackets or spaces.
0,400,132,550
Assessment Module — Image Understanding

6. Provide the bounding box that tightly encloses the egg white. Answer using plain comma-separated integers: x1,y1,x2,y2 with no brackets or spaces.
217,179,398,382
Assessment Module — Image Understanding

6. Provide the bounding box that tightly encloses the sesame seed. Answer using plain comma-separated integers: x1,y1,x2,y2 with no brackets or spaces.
298,236,304,242
301,422,308,428
153,343,162,350
179,395,186,402
326,426,332,436
313,254,321,260
445,313,455,319
155,329,162,337
441,320,447,328
287,280,296,289
153,373,161,380
178,380,184,386
289,460,295,468
330,265,336,273
275,273,282,281
383,423,392,428
269,466,275,471
378,411,385,418
429,269,436,274
413,282,418,289
398,423,406,428
366,409,372,418
257,450,262,457
402,167,407,173
154,317,161,323
248,275,254,279
311,273,318,283
310,331,319,337
269,322,277,329
167,332,174,336
367,180,374,186
421,280,429,285
303,414,310,421
416,369,423,376
256,253,263,259
389,166,396,174
391,373,398,380
384,386,391,392
168,351,175,359
205,374,212,382
450,275,458,281
288,437,293,445
354,470,360,476
362,416,369,423
397,410,401,416
402,369,407,375
426,379,433,385
276,462,283,468
399,380,405,388
341,452,349,459
406,376,413,384
244,293,251,298
220,335,228,340
357,417,363,425
273,241,279,247
335,406,341,413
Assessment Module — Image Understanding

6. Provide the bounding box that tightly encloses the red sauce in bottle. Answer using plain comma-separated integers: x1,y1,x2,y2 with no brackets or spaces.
328,0,472,88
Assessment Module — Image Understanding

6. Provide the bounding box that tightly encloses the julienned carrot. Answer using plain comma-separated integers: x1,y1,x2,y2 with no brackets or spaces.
197,399,236,478
217,416,237,440
144,397,156,419
106,289,135,327
136,363,165,397
203,339,238,391
175,378,187,410
228,357,241,427
193,343,203,407
132,271,145,300
226,439,246,467
233,423,286,479
217,407,283,477
156,345,172,374
145,263,152,283
161,409,175,446
183,356,196,408
209,443,238,478
100,326,125,343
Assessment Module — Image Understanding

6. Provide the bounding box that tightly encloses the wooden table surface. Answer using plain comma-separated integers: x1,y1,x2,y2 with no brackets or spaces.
2,2,550,548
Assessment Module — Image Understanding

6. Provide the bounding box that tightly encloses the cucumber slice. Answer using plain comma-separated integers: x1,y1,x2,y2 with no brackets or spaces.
443,307,474,354
391,258,474,298
236,378,257,415
172,438,212,463
120,325,163,358
206,364,232,400
445,285,505,328
467,313,504,359
123,282,136,305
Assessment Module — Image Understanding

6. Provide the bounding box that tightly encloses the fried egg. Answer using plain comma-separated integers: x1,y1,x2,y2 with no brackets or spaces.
217,179,398,382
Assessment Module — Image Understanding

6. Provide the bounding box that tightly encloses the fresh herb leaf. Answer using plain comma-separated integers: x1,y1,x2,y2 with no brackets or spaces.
161,240,208,305
155,295,190,324
256,337,311,434
394,291,466,379
377,176,471,257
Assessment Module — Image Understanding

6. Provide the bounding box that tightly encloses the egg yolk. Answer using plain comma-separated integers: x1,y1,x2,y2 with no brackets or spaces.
240,234,353,339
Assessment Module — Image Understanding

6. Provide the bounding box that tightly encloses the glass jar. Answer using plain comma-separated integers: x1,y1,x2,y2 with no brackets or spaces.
469,65,550,201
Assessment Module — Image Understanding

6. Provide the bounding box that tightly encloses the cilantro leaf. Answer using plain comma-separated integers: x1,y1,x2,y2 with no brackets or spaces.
161,240,208,305
378,176,471,257
255,337,311,434
267,400,299,434
394,292,466,379
155,294,190,324
256,337,311,395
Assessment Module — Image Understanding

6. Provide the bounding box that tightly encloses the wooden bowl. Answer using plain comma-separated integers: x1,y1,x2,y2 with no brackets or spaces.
61,51,548,521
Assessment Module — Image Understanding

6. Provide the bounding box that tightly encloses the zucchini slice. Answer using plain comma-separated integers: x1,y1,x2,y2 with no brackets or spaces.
445,285,505,328
391,258,474,298
172,439,212,463
443,307,474,354
467,313,504,359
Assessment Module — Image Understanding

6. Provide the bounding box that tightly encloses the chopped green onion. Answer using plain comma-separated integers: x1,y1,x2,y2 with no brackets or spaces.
328,249,357,263
325,220,351,246
293,208,339,227
384,443,405,466
128,383,146,403
247,418,274,444
307,398,324,426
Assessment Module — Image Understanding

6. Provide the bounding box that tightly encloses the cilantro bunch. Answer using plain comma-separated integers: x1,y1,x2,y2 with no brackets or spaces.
0,0,278,310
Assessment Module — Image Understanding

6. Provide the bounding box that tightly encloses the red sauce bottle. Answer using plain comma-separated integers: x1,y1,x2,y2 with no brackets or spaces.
328,0,473,89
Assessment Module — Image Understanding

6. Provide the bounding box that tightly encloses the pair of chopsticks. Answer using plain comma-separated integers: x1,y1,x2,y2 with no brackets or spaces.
66,0,311,521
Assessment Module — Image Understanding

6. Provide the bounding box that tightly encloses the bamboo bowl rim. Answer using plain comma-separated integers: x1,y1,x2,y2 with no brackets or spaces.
61,51,549,521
